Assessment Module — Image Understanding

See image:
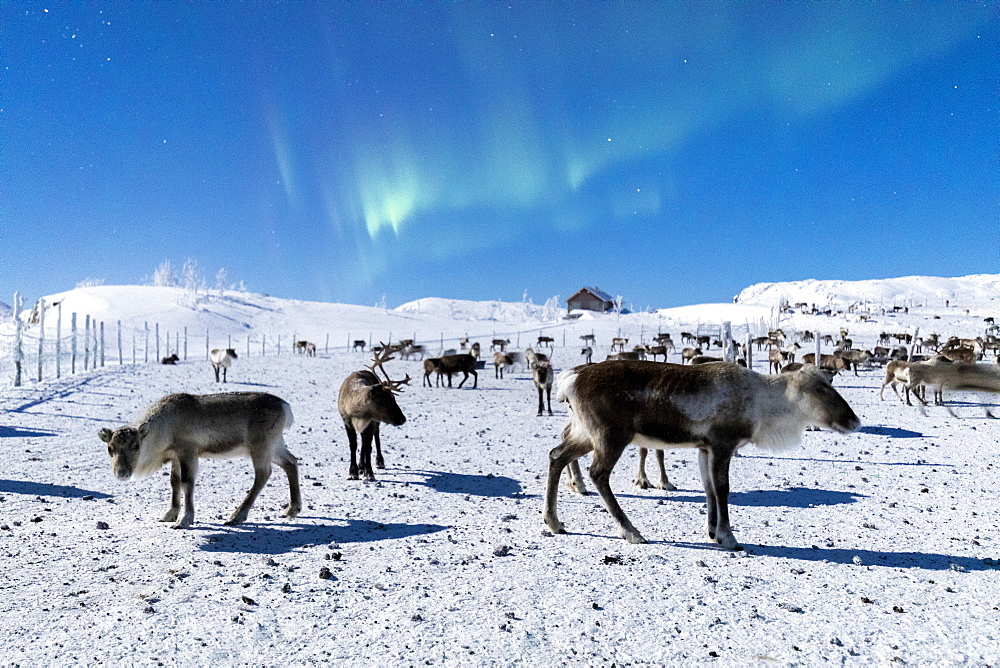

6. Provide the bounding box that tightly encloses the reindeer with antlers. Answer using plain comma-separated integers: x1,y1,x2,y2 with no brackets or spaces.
337,343,410,481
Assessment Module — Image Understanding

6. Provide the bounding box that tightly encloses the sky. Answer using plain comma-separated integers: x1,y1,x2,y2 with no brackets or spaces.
1,2,997,310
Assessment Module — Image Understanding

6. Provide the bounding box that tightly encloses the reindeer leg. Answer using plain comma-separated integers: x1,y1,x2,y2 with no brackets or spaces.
566,458,589,495
345,422,360,480
700,445,741,550
360,425,376,482
589,433,645,544
274,445,301,518
161,459,182,523
655,449,676,491
373,423,385,469
544,433,593,533
546,386,552,415
537,386,545,416
634,447,652,489
172,456,198,529
227,451,272,525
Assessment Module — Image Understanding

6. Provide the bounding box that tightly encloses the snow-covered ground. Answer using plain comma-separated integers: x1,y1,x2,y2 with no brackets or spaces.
1,276,999,664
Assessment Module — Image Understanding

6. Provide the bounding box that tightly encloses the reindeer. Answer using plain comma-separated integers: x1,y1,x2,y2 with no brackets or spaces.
459,337,470,350
98,392,300,529
401,343,426,361
423,358,442,387
525,346,549,369
435,353,479,388
491,339,511,352
646,345,668,362
353,340,367,352
470,342,482,360
338,346,409,481
293,341,317,357
161,354,179,365
680,347,702,364
580,334,596,346
533,361,554,416
607,351,641,361
537,336,555,348
768,348,788,374
904,360,1000,408
680,332,696,345
939,346,977,363
581,346,593,364
494,352,517,378
209,348,238,383
544,361,859,548
611,337,629,352
801,352,849,374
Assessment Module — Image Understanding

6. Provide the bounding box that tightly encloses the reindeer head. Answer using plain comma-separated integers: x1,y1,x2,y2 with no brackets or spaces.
99,424,149,480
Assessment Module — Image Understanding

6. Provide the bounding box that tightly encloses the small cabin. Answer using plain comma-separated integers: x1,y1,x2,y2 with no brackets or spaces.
566,287,615,313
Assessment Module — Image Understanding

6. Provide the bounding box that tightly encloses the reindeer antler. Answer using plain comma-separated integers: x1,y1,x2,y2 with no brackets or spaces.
368,342,411,394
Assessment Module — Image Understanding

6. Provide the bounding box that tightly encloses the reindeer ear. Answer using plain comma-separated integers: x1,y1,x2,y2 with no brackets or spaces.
98,428,113,443
137,423,150,440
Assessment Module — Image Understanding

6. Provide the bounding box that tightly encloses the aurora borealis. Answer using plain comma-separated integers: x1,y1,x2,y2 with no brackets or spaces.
2,2,996,307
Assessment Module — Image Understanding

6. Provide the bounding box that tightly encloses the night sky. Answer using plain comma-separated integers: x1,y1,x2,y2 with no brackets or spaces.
2,2,996,309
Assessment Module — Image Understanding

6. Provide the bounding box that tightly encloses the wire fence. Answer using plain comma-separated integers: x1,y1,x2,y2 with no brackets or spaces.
2,294,773,388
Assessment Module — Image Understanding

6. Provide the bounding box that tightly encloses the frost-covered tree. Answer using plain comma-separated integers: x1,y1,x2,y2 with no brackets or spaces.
215,268,229,296
75,278,105,288
613,295,624,321
543,295,561,321
152,260,178,287
182,258,203,306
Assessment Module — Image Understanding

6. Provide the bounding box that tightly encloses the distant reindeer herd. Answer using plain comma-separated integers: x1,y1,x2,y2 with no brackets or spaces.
99,316,1000,550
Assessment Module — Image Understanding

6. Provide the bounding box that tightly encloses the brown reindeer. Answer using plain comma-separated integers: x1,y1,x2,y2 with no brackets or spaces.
337,346,409,481
436,353,479,388
533,361,554,416
544,361,859,549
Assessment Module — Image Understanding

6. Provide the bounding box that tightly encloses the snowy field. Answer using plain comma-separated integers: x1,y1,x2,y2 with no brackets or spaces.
1,277,999,664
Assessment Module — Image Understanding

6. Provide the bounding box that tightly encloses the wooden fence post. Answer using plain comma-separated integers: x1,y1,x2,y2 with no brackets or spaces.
37,298,45,381
13,292,23,387
144,322,149,363
71,312,77,374
184,326,188,361
84,314,91,371
56,302,62,379
155,323,160,362
117,320,122,365
100,321,105,367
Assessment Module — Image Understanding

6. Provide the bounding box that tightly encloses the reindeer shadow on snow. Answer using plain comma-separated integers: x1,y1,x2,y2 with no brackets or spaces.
197,518,448,555
385,469,524,498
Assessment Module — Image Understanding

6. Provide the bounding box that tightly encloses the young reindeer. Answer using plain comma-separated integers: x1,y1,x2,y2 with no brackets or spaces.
338,345,409,481
98,392,300,529
210,348,238,383
533,360,555,416
544,361,859,549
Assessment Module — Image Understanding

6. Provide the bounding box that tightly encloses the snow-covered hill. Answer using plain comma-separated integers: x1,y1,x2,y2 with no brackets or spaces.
737,274,1000,312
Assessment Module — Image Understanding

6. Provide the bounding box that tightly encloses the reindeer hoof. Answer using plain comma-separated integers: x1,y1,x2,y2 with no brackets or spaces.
160,509,180,522
659,482,678,492
283,505,301,518
634,478,651,489
623,531,648,544
171,518,194,529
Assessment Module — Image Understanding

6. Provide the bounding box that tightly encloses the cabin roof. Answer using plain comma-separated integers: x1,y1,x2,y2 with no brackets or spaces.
567,286,614,303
